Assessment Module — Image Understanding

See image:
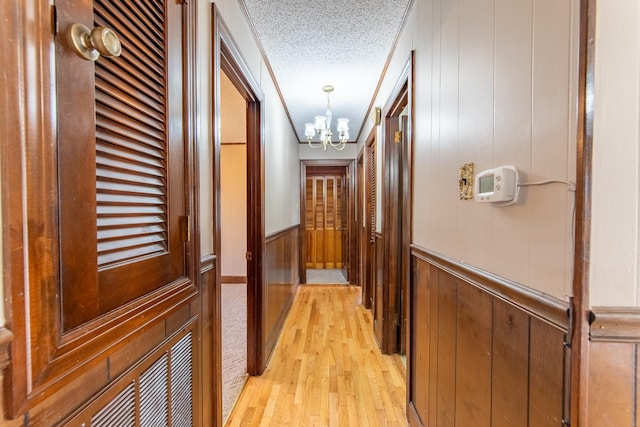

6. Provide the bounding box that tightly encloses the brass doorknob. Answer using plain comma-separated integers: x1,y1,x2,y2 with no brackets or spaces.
67,23,122,61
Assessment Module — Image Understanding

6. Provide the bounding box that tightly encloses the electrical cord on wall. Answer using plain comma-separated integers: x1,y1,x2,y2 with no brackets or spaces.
518,179,576,192
518,178,576,299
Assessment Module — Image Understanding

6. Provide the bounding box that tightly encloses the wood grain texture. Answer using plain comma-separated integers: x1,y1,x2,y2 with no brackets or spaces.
491,299,529,427
436,268,457,427
591,306,640,342
587,343,634,426
410,256,430,425
263,226,300,365
455,283,492,427
225,286,407,426
408,252,567,427
528,317,564,426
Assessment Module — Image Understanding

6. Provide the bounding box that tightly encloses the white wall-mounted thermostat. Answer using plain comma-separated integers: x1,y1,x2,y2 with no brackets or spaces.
474,165,519,205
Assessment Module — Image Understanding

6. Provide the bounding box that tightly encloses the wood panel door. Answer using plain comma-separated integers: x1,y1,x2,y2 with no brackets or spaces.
2,0,202,422
305,174,346,269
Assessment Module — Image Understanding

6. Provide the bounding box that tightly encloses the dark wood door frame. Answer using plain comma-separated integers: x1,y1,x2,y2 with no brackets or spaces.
356,149,365,301
362,131,377,310
212,3,265,401
570,0,595,424
299,159,356,285
379,52,414,355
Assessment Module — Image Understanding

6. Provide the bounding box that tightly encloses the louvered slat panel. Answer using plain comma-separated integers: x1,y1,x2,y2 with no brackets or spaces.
305,178,314,230
140,353,169,427
170,333,193,427
96,68,164,117
95,5,165,85
95,89,164,132
326,178,335,227
91,382,136,427
315,178,324,229
336,177,343,227
96,1,164,59
370,145,376,242
96,104,165,148
95,0,168,268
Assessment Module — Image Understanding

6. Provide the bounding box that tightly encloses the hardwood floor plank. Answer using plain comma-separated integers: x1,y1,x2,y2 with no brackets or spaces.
225,285,407,426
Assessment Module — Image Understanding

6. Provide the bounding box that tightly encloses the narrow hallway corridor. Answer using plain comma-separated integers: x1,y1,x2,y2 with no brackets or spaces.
225,286,407,426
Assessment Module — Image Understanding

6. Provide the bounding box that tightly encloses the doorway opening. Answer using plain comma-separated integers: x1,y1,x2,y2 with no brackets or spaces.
219,69,248,422
300,160,356,285
213,5,266,424
375,53,413,356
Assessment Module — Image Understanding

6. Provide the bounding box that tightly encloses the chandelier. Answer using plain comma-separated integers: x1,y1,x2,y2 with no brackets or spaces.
304,85,349,151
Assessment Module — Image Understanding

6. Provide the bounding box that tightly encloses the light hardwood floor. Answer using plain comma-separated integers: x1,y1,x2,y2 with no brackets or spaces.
225,285,407,426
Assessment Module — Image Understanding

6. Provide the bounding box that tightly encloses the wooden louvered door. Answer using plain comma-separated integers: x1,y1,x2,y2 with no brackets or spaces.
305,173,345,270
37,0,199,423
58,1,187,328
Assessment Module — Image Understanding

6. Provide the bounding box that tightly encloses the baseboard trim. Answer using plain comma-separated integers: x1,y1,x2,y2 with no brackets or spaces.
221,275,247,284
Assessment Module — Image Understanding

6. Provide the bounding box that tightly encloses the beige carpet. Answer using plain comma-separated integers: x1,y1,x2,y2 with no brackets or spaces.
221,283,248,424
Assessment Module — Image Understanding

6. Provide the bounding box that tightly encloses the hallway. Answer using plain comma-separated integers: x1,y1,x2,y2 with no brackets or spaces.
225,286,407,426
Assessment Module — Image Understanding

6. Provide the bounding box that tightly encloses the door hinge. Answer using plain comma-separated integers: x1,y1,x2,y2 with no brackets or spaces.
181,215,191,242
394,131,402,143
51,5,58,35
246,252,253,261
564,296,573,348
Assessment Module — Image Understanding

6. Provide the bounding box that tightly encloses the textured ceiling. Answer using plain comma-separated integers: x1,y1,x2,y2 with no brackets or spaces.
240,0,412,143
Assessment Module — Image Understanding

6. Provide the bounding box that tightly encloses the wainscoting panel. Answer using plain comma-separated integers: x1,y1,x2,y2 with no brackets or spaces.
587,307,640,426
409,246,569,427
263,225,300,363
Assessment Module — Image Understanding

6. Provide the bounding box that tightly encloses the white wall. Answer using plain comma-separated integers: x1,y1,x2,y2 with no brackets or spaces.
298,143,358,160
220,72,248,277
589,0,640,306
221,145,247,276
361,0,580,299
263,79,301,234
196,0,301,252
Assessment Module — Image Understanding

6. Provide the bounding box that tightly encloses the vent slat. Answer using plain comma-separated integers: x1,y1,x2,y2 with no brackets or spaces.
97,181,164,197
96,88,164,133
98,243,166,266
95,68,164,116
98,215,165,228
97,129,165,159
98,233,166,253
140,354,169,427
97,193,165,206
91,382,136,427
97,142,165,169
96,109,165,150
98,224,166,241
171,333,193,427
97,167,165,188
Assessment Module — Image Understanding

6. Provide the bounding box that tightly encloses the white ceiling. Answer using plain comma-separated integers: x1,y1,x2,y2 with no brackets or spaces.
240,0,412,143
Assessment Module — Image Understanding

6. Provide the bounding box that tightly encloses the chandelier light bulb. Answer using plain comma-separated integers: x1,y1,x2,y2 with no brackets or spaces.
304,85,349,151
305,123,316,138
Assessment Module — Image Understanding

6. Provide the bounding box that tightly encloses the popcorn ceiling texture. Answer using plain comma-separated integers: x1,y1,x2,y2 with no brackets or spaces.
241,0,411,142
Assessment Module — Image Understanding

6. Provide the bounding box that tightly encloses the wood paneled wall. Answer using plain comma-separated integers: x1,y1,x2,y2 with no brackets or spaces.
409,246,569,427
587,308,640,426
263,226,300,363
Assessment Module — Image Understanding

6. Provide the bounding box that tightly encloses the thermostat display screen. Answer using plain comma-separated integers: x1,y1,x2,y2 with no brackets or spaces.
479,174,494,194
474,165,519,205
